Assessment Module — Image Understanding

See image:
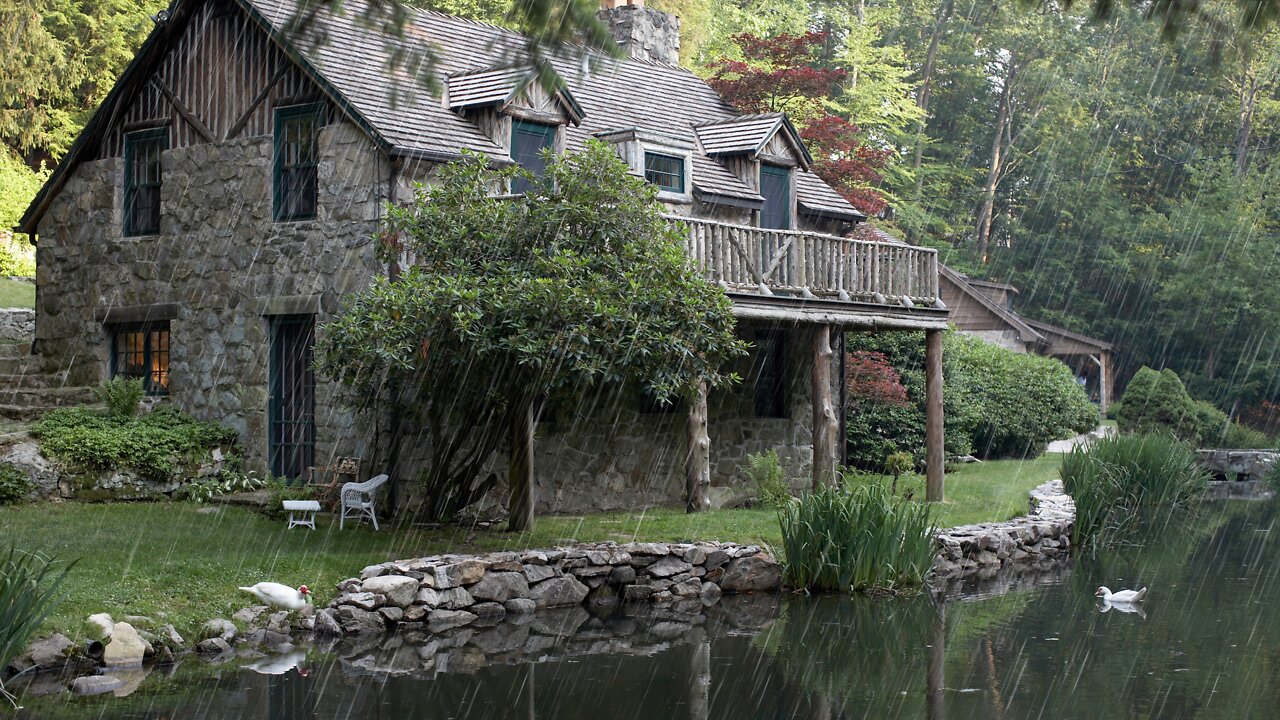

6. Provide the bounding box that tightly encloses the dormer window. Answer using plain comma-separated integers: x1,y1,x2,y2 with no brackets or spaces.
759,163,792,230
510,119,557,194
644,152,685,194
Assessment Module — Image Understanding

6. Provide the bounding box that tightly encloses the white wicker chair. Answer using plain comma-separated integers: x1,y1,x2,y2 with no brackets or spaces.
339,473,389,530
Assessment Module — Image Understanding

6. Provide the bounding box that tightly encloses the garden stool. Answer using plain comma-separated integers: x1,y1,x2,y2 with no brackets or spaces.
283,500,321,530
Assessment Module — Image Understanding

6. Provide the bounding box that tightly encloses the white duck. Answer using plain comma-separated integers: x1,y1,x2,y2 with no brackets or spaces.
244,648,308,676
239,582,313,611
1095,586,1147,602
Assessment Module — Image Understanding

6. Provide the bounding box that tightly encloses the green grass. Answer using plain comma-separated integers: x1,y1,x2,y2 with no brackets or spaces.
0,455,1059,639
0,277,34,309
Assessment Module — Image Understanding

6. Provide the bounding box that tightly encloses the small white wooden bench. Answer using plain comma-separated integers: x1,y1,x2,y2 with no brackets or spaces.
282,500,321,530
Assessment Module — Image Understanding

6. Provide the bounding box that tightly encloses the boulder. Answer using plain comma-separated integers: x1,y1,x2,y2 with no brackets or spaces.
360,563,388,579
469,572,530,603
157,624,185,648
529,576,590,609
718,555,782,592
433,560,487,589
102,622,147,668
608,565,637,586
196,638,232,654
622,584,654,603
337,606,387,635
503,598,537,614
702,549,731,570
416,586,475,610
200,618,238,642
361,575,419,608
470,602,507,621
523,564,558,583
427,609,477,633
85,613,114,642
337,592,385,611
232,605,268,625
379,606,404,624
313,609,343,636
24,633,75,670
670,578,702,598
0,442,59,500
646,555,693,578
71,675,125,696
699,581,722,606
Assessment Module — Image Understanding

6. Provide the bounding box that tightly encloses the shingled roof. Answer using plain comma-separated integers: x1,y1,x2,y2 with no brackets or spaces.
21,0,867,231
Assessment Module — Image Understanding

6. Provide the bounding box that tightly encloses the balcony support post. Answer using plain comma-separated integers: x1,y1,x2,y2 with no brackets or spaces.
811,325,839,489
685,380,710,513
925,328,945,502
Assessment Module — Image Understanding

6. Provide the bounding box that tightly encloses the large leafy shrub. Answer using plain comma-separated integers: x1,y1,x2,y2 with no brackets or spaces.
845,331,1096,464
779,481,935,592
93,377,144,418
1061,433,1208,549
33,406,237,478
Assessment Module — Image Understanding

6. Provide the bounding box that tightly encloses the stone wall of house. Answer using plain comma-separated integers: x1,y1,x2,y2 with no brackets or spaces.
395,322,827,515
33,120,385,472
598,5,681,65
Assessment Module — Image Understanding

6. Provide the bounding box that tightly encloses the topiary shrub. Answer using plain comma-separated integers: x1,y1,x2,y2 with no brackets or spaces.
1116,366,1260,447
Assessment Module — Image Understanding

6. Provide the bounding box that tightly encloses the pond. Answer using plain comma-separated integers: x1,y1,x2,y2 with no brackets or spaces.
13,500,1278,719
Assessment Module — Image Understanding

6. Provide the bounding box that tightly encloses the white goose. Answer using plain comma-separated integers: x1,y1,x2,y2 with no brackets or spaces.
239,582,313,611
1095,586,1147,603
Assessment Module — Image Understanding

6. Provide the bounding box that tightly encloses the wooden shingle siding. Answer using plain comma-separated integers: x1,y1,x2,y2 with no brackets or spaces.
96,0,322,160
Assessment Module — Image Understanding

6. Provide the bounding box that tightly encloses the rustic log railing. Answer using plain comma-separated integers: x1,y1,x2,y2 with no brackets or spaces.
668,216,940,306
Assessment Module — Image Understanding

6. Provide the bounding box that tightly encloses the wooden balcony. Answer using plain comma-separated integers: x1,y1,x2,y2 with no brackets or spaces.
667,216,947,329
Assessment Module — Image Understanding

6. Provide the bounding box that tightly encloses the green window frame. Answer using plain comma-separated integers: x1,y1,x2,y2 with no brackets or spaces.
110,321,170,396
644,152,685,193
123,128,168,236
510,119,557,195
273,103,325,222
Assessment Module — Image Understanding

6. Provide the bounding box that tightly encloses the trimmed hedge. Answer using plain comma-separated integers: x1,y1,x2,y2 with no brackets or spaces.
1118,366,1272,448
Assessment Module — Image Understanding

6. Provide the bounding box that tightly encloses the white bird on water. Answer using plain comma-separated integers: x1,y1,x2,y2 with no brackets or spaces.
1095,586,1147,603
239,582,313,611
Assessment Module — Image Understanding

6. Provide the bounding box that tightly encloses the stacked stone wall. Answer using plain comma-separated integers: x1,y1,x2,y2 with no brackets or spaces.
932,480,1074,579
0,308,34,341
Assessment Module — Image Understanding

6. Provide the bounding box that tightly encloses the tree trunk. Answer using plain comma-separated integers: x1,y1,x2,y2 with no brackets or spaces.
507,400,536,532
1235,62,1258,177
812,325,838,489
975,55,1015,263
685,381,710,513
925,329,945,502
911,0,952,199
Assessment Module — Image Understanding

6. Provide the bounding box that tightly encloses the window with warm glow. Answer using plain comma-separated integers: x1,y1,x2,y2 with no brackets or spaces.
110,322,170,395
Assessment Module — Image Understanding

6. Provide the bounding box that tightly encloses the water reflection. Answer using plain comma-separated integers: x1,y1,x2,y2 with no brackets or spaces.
16,501,1278,720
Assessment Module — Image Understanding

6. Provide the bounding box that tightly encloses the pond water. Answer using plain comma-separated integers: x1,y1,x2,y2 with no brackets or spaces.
14,500,1279,719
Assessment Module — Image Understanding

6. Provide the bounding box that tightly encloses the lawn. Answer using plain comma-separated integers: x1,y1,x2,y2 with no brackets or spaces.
1,455,1061,639
0,277,35,309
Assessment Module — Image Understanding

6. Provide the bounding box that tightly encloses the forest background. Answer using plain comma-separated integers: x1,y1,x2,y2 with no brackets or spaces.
5,0,1280,428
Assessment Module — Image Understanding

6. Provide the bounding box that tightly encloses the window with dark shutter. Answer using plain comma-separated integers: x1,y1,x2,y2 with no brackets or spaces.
274,104,324,222
644,152,685,193
123,128,167,236
749,331,786,418
510,120,556,194
110,321,170,395
759,163,792,230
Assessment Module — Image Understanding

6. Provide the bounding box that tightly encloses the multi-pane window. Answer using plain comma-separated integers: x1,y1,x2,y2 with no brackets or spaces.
274,104,324,221
110,322,170,395
123,128,167,236
759,163,792,230
749,331,786,418
510,120,556,195
644,152,685,193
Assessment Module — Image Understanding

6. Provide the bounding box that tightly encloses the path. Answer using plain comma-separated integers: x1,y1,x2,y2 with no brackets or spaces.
1046,424,1115,454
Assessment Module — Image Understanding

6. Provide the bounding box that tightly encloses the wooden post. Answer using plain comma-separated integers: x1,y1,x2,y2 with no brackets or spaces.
812,325,838,488
687,628,711,720
925,329,945,502
1099,353,1110,418
507,401,536,532
686,381,710,513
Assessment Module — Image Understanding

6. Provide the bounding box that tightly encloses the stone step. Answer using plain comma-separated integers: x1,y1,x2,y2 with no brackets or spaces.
0,342,30,359
0,386,99,409
0,404,51,422
0,371,68,390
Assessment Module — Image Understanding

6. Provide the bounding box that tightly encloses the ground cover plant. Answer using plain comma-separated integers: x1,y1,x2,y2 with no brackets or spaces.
779,481,936,592
32,405,237,479
1061,433,1209,549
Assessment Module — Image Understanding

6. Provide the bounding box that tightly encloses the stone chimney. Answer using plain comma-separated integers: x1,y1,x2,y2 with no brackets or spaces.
598,0,681,65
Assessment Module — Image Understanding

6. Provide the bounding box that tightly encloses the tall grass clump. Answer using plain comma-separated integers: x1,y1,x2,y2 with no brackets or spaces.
0,545,75,706
744,450,793,509
779,481,935,593
1061,433,1208,549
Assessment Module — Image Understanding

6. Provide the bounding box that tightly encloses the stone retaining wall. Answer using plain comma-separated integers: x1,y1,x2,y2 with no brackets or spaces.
0,308,34,342
1197,449,1279,483
323,542,781,637
932,480,1074,579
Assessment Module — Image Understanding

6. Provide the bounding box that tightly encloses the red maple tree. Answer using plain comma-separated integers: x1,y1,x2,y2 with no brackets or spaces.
707,32,889,216
846,351,910,407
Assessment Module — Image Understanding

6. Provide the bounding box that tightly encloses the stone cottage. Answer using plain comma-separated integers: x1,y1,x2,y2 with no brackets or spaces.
17,0,949,514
